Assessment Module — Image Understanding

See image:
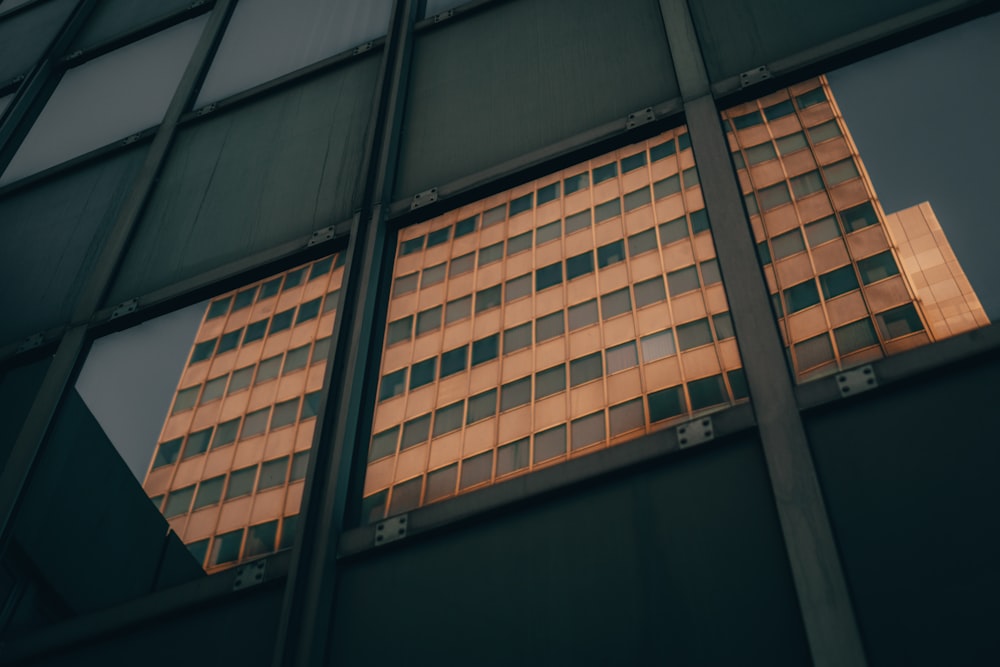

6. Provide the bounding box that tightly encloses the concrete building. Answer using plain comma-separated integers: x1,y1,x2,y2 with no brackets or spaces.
1,1,998,666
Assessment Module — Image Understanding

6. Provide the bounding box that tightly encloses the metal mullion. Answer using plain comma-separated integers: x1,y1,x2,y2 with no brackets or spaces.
659,1,868,665
269,1,418,665
0,0,237,571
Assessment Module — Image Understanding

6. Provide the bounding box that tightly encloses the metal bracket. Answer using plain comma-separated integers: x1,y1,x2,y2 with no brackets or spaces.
109,298,138,320
307,225,336,247
374,515,408,546
740,65,771,89
410,187,438,211
64,50,84,62
232,559,266,591
676,416,714,449
189,0,207,8
626,107,656,130
122,133,141,145
836,365,877,398
16,333,43,354
195,103,216,117
352,41,374,56
433,9,454,23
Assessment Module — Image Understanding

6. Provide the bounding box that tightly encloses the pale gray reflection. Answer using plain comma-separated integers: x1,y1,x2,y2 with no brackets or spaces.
0,16,207,186
0,92,12,119
195,0,392,106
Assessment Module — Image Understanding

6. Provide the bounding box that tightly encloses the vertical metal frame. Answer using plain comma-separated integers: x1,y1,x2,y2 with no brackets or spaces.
658,1,867,665
0,0,237,564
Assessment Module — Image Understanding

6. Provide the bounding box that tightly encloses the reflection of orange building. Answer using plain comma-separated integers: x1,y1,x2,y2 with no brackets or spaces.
723,76,988,380
142,254,343,570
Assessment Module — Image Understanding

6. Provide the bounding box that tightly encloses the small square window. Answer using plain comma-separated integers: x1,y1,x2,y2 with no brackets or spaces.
416,306,442,335
172,386,200,414
689,209,710,234
389,477,423,516
775,132,808,155
393,273,418,297
296,298,322,325
536,311,564,342
823,158,860,186
433,401,464,437
505,274,532,302
746,142,777,165
323,289,339,313
566,251,595,281
503,323,532,355
226,467,257,500
475,285,501,312
763,99,794,120
206,297,231,320
568,299,599,331
509,193,533,217
478,242,503,266
728,368,749,400
241,408,270,439
820,265,859,299
659,216,688,245
255,356,281,384
732,151,746,169
564,171,589,194
606,341,638,374
876,304,924,339
290,451,309,481
745,193,760,215
534,424,567,463
449,253,474,277
650,139,676,161
759,182,791,210
597,240,625,268
401,414,431,450
601,288,631,319
200,376,227,404
535,262,563,292
482,204,506,227
258,457,289,490
421,263,446,288
410,358,437,390
732,110,763,129
299,391,320,420
620,151,646,173
183,428,212,459
164,486,195,518
212,418,240,449
426,227,450,247
772,228,806,259
426,465,458,502
245,521,278,558
676,319,713,350
271,398,300,430
455,215,478,237
228,366,254,393
311,337,330,365
496,438,529,476
400,236,425,256
537,182,560,205
466,390,497,424
795,333,835,370
790,171,824,198
471,334,499,366
460,451,493,489
283,268,305,289
757,241,772,266
712,312,734,340
153,438,182,468
535,364,566,399
700,259,721,285
809,120,842,143
565,210,592,235
609,398,644,436
440,345,468,378
667,265,700,297
840,202,878,232
623,186,651,211
507,231,532,256
232,287,257,311
653,174,681,200
804,216,842,247
209,530,244,567
194,476,224,510
500,377,532,412
678,133,691,150
309,256,334,280
784,280,821,313
190,339,217,364
627,229,658,257
379,368,407,401
640,329,676,361
571,412,605,450
570,352,603,387
594,198,621,223
593,163,617,184
648,385,686,422
369,427,399,461
857,251,899,284
796,87,827,108
387,316,413,346
835,318,879,354
688,375,727,410
634,277,667,309
445,296,471,323
216,330,240,355
536,220,561,244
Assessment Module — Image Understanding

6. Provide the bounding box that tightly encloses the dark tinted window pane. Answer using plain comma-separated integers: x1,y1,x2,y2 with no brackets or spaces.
323,289,339,312
259,457,289,490
606,341,638,374
746,142,777,165
421,263,446,288
535,365,565,399
200,376,226,404
667,266,700,296
566,251,594,280
732,151,746,169
433,402,464,437
164,487,195,518
416,306,442,335
290,451,309,481
536,220,561,244
271,398,300,430
500,377,531,412
676,319,713,350
796,87,827,108
496,438,529,476
678,133,691,150
183,429,212,459
241,409,269,439
804,216,842,247
503,323,531,355
245,521,278,558
640,329,676,361
688,375,727,410
772,229,806,259
379,369,407,401
621,151,646,173
361,492,386,525
795,333,835,370
455,215,477,237
840,202,878,232
475,285,501,312
571,412,605,450
634,277,667,308
279,515,298,551
370,427,399,461
228,366,254,393
592,163,617,184
394,273,418,297
876,304,924,339
728,368,749,400
763,99,794,120
534,425,566,463
835,318,879,354
401,415,431,450
460,451,493,489
226,467,256,500
387,316,413,346
153,438,182,468
445,296,471,323
206,297,231,320
194,476,224,510
301,391,321,419
732,110,763,129
648,386,686,422
659,216,688,244
689,209,710,234
601,288,631,319
410,358,437,390
450,253,474,277
628,229,657,256
466,390,497,424
482,204,506,227
212,419,240,449
440,345,468,378
623,186,651,211
568,299,598,330
653,175,681,200
509,193,533,217
594,198,621,223
650,139,676,161
232,287,256,311
255,356,281,384
790,171,824,198
536,311,564,342
759,182,791,210
820,266,860,299
564,172,589,194
312,337,331,365
172,386,199,413
309,256,334,280
389,478,423,515
535,263,563,292
505,274,532,302
478,242,503,266
283,269,305,289
785,280,821,313
597,240,625,268
471,334,499,365
712,312,734,340
191,339,216,364
565,210,592,234
700,259,721,285
776,132,808,155
401,236,425,255
426,227,450,247
507,231,532,256
426,465,457,502
757,241,772,265
216,330,240,354
570,353,602,386
857,251,899,284
296,298,321,325
609,398,644,436
209,530,244,567
537,182,560,205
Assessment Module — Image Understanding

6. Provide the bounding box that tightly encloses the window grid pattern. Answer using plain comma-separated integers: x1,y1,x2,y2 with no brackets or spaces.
144,253,341,571
365,127,747,522
723,76,931,381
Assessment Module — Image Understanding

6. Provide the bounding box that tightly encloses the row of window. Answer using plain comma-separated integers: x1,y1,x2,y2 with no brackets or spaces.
364,367,746,519
776,252,901,317
725,87,828,132
173,337,331,415
396,135,695,259
393,207,713,302
204,255,343,321
745,157,862,216
732,119,843,171
190,289,338,365
155,391,321,469
792,305,924,371
154,451,309,519
187,514,298,570
378,307,735,410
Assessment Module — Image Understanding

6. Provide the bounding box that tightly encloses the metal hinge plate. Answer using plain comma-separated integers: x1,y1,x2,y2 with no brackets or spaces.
16,333,43,353
626,107,656,130
307,225,336,247
433,9,454,23
189,0,207,9
195,103,216,117
410,187,438,211
65,50,84,62
109,298,138,320
374,515,407,546
836,365,877,398
676,416,714,449
122,133,141,145
740,65,771,89
353,41,374,56
232,559,266,591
